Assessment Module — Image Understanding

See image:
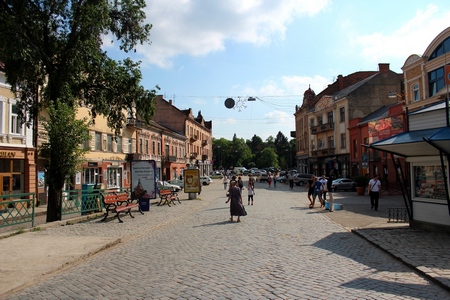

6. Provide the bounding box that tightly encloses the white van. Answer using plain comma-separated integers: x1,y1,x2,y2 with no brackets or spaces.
233,167,247,175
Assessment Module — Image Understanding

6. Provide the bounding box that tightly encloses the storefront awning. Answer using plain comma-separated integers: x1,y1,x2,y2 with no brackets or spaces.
369,127,450,157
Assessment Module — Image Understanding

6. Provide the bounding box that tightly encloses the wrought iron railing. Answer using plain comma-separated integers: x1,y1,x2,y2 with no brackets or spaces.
60,188,129,216
0,193,35,228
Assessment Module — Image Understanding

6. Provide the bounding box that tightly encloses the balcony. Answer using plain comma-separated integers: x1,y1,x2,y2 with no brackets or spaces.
126,118,147,128
190,135,198,142
168,155,177,162
311,147,335,157
190,152,198,159
202,140,208,146
310,122,334,134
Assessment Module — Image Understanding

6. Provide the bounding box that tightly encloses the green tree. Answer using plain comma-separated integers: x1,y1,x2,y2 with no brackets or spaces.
257,147,278,169
0,0,158,222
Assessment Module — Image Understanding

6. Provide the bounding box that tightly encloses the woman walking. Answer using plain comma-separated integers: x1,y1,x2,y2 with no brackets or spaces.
225,180,246,222
248,180,255,205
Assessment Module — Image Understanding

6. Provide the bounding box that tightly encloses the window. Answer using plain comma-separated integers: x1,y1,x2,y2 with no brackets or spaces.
145,140,149,154
82,134,90,150
152,141,155,154
340,134,346,149
106,135,113,152
128,139,132,153
317,138,323,149
107,168,121,188
327,136,334,148
10,104,22,134
317,116,323,126
413,84,420,101
310,118,314,127
353,139,358,159
116,136,122,153
339,107,345,122
327,111,333,124
83,168,99,184
139,138,143,153
157,142,161,155
429,37,450,60
414,165,446,200
428,67,444,97
95,132,102,151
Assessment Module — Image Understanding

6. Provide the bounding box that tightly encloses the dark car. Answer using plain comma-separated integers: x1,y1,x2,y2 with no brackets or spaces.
293,174,314,186
332,178,356,191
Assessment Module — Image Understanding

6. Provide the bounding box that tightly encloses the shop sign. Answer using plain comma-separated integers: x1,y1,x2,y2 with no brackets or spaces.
0,151,16,158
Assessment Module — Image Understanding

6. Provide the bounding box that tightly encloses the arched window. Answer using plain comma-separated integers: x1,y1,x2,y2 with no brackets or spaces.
428,37,450,61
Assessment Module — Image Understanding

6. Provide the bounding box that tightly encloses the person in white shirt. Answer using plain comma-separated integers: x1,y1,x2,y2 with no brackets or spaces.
368,174,381,210
319,175,328,201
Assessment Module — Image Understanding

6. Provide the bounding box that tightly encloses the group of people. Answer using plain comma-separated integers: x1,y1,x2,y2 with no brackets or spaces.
305,174,336,211
224,170,382,222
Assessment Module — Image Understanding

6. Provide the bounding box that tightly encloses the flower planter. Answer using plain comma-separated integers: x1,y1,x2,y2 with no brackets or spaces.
356,186,365,195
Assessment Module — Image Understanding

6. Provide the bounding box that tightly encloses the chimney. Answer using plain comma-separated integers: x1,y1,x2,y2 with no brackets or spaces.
378,63,390,74
338,75,344,90
169,100,172,105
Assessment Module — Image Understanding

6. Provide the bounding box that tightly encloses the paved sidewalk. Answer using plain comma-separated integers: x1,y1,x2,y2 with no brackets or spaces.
1,183,450,297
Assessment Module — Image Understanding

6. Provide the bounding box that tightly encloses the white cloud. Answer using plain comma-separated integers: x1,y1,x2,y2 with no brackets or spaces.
354,5,450,64
139,0,330,68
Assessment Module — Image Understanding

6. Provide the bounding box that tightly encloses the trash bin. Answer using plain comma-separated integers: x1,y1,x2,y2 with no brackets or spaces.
139,198,150,211
81,184,99,215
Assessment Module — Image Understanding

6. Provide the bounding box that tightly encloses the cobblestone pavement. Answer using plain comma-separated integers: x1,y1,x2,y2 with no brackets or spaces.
3,180,450,299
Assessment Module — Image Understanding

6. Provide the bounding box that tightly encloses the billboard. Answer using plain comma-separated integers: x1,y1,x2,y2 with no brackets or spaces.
368,115,404,143
184,169,201,193
130,160,157,200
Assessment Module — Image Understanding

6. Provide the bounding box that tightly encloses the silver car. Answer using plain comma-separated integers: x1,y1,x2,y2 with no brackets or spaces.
332,178,356,191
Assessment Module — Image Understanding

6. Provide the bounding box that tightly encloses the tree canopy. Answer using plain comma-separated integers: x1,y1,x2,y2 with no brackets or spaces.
0,0,158,221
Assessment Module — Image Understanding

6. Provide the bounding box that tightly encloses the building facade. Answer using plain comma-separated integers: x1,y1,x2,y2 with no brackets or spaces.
151,96,213,176
0,66,36,208
370,27,450,231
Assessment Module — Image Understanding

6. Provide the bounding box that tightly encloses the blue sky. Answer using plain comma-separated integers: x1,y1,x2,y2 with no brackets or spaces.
105,0,450,141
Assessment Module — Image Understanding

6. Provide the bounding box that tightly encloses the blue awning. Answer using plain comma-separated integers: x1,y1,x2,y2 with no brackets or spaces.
369,127,450,157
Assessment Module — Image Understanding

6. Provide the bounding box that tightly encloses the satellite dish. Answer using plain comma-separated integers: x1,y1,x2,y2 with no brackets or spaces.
224,98,235,109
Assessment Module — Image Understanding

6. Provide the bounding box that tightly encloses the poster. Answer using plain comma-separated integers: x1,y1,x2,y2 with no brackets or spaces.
368,115,404,142
38,171,45,188
184,169,200,193
130,160,157,199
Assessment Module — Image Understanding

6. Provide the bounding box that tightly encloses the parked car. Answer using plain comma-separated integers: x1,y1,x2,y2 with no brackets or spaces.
158,181,182,192
259,172,268,182
200,176,213,185
167,179,184,189
276,175,287,183
293,174,314,186
332,178,356,191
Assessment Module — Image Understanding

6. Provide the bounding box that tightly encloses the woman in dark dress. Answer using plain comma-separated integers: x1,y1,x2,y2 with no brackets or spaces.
225,180,245,222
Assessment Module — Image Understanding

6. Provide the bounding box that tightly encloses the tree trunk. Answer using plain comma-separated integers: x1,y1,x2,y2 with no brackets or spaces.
46,182,62,222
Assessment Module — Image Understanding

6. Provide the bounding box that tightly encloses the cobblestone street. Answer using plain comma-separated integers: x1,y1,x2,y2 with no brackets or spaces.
4,180,450,299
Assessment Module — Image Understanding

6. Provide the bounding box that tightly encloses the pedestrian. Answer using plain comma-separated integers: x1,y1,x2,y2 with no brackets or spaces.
237,176,244,194
305,175,315,208
273,173,277,187
247,180,255,205
223,176,228,190
311,177,324,208
225,180,246,222
319,175,328,201
289,173,294,189
368,174,381,210
249,174,256,189
267,174,272,187
327,173,335,212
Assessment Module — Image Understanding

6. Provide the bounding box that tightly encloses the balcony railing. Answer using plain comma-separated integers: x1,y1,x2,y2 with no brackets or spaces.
126,118,147,128
190,152,198,159
311,147,335,157
310,122,334,134
202,140,208,146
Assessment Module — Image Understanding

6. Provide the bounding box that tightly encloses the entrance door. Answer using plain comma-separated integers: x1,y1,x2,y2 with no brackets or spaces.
0,175,11,195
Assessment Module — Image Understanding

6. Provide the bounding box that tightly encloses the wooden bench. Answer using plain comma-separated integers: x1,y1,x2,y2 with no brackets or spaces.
158,189,180,207
100,192,143,223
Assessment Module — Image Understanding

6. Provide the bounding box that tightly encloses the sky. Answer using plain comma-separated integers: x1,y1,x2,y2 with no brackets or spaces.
105,0,450,142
